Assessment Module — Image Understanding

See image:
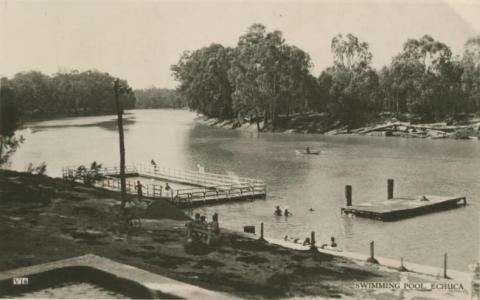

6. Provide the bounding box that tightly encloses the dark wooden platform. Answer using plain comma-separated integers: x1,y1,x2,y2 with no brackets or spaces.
341,195,467,221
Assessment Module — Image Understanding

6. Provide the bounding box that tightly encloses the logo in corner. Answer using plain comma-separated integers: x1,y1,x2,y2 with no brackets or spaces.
12,277,28,285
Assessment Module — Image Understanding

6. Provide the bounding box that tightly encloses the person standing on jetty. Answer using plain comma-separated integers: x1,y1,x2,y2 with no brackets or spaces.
136,180,144,199
151,159,157,170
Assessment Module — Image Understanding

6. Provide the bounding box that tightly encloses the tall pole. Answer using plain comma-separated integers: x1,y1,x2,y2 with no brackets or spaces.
114,79,127,208
345,185,352,206
387,179,394,200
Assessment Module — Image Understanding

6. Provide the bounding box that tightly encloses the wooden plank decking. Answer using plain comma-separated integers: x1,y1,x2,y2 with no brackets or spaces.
341,195,467,221
62,164,266,207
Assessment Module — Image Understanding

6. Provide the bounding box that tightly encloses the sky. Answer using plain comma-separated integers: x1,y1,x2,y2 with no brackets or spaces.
1,0,479,89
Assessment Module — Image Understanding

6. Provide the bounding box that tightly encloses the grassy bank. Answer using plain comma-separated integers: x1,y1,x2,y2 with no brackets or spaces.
0,170,465,299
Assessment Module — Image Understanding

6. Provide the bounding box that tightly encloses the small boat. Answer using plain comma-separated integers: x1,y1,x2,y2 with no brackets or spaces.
304,151,319,155
296,150,320,155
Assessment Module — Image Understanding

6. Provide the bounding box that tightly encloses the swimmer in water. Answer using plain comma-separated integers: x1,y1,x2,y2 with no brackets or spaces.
274,206,282,216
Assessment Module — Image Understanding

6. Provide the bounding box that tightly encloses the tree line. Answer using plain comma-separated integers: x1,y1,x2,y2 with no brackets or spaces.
0,70,136,119
172,24,480,130
134,87,187,109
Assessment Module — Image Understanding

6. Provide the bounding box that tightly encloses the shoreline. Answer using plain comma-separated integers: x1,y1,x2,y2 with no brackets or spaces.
263,236,471,282
196,114,480,140
0,169,475,299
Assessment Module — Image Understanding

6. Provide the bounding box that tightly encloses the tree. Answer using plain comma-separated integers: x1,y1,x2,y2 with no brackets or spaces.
331,33,372,70
172,44,234,119
321,33,378,129
461,35,480,112
228,24,313,129
0,77,23,166
381,35,463,121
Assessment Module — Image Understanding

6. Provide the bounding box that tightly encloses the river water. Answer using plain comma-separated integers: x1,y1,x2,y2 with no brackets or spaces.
8,109,480,271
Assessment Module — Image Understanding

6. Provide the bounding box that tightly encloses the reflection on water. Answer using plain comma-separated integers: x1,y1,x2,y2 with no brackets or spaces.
26,116,136,133
8,109,480,271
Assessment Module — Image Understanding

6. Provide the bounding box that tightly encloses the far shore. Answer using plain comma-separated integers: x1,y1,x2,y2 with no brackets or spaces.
196,114,480,140
0,169,472,299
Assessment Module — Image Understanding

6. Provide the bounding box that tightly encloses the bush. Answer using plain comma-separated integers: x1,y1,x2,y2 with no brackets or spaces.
25,162,47,175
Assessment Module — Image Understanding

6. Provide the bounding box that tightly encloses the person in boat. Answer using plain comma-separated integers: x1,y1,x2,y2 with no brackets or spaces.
284,208,292,217
200,215,207,225
274,206,282,216
306,146,310,154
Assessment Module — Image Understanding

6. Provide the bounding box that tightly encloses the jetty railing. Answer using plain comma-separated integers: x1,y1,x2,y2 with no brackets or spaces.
100,176,164,198
136,164,264,188
62,165,138,179
173,183,265,204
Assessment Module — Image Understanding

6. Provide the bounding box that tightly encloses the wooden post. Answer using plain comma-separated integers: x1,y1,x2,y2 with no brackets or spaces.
399,257,407,271
345,185,352,206
366,241,379,264
310,231,317,252
444,252,448,278
114,79,127,209
260,222,264,241
388,179,394,199
206,225,212,246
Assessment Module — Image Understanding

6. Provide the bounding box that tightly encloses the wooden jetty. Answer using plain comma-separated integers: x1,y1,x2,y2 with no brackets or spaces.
340,179,467,221
62,164,266,208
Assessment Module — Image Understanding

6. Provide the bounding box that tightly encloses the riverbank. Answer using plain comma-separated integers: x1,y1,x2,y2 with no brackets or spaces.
0,170,472,299
197,113,480,140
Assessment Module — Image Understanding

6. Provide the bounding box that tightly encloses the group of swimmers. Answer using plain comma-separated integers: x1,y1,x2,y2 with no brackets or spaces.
275,206,316,216
274,206,292,216
284,235,339,249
